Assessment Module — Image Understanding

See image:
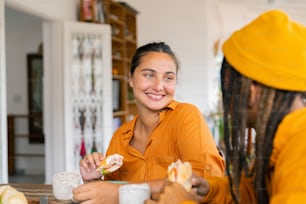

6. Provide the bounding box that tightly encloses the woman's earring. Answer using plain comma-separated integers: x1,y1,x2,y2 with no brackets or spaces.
302,96,306,105
302,93,306,105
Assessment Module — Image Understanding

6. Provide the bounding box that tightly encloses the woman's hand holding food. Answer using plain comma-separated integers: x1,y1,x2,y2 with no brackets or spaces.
190,174,210,202
145,174,210,204
145,159,210,204
80,153,124,181
79,152,104,181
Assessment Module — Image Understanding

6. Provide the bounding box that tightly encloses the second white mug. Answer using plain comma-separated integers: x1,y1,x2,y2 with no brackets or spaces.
119,183,151,204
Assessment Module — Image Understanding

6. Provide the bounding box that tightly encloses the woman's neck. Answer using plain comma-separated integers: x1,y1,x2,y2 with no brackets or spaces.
130,111,160,154
137,110,160,132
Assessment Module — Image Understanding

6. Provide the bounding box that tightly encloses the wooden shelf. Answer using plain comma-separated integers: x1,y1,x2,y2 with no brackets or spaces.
14,153,45,158
7,114,45,175
108,1,138,127
79,0,138,131
112,74,126,80
113,110,128,117
112,36,125,43
127,100,136,105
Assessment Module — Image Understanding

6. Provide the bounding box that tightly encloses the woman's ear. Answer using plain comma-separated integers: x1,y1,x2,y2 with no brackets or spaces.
128,74,133,87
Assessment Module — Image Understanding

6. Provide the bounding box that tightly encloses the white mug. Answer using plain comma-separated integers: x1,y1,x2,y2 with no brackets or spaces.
52,171,82,201
119,183,151,204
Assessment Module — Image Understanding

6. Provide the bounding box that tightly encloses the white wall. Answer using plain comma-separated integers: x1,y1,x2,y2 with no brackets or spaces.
118,0,218,115
5,7,45,175
120,0,306,116
5,0,77,20
6,8,42,114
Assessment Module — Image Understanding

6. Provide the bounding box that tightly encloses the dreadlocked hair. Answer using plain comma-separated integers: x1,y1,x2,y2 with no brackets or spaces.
220,57,299,204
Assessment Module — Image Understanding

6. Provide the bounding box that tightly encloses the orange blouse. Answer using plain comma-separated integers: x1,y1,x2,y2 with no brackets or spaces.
105,100,225,182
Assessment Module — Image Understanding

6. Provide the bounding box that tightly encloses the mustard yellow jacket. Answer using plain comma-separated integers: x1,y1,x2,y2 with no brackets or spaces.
202,107,306,204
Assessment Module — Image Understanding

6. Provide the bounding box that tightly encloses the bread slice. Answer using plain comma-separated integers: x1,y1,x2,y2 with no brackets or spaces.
0,185,27,204
168,160,192,191
96,153,124,176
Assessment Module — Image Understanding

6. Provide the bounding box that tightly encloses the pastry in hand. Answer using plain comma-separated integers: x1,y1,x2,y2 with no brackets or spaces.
167,159,192,191
96,153,124,176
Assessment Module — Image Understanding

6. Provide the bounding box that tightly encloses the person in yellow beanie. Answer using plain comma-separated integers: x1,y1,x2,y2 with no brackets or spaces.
145,9,306,204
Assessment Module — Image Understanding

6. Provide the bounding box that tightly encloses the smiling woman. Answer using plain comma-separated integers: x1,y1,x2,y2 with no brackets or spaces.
73,42,225,203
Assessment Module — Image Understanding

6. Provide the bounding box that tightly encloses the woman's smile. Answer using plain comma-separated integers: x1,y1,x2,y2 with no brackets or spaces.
146,92,165,101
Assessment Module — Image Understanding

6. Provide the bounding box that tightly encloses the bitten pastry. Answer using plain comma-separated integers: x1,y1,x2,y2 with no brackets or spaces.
96,153,124,177
168,160,192,191
0,185,28,204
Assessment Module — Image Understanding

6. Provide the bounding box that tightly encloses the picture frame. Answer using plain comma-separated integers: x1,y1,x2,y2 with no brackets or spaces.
80,0,95,22
27,54,44,143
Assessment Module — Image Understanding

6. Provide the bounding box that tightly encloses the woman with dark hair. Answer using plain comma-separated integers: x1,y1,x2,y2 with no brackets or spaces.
146,10,306,204
72,42,225,203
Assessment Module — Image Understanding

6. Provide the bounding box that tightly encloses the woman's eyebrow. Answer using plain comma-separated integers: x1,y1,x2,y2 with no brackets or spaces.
141,68,156,72
140,68,176,75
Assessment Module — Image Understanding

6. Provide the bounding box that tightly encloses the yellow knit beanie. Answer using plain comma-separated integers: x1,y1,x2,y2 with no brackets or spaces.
222,9,306,91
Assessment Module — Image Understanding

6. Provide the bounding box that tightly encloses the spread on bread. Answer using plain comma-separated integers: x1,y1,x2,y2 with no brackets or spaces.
96,153,124,179
167,159,192,191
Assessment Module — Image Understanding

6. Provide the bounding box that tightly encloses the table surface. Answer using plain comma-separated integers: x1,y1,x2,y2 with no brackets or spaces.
1,183,75,204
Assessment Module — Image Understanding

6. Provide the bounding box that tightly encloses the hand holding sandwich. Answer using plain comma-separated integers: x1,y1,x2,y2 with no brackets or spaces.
145,174,210,204
145,160,210,204
80,153,124,181
80,152,105,181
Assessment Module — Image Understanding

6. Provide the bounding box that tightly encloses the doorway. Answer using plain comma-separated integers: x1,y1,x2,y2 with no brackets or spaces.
5,5,45,183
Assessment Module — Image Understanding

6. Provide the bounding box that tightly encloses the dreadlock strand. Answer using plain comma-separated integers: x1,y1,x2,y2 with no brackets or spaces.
263,91,296,183
221,59,239,204
231,75,242,201
238,77,252,174
255,87,275,204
